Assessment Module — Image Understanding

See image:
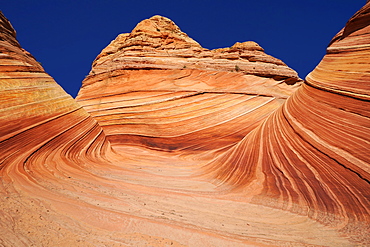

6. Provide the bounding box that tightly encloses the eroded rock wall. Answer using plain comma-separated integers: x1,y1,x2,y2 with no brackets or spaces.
76,15,302,152
204,3,370,242
0,12,113,170
0,5,369,246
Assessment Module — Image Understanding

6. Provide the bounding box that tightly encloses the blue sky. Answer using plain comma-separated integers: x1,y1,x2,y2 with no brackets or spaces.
1,0,365,97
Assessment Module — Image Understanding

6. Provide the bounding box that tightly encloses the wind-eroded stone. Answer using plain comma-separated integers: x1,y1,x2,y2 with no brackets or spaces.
204,3,370,243
84,16,299,81
0,5,369,246
77,15,301,151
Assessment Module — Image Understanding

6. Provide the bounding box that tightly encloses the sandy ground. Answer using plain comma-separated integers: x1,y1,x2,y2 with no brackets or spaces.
0,145,354,246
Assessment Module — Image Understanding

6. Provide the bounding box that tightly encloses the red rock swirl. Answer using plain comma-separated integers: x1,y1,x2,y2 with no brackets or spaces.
204,2,370,242
0,4,369,246
77,15,301,153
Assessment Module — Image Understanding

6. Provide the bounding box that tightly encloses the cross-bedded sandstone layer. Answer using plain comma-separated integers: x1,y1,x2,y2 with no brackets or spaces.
0,14,115,178
0,3,369,246
76,15,301,152
204,3,370,243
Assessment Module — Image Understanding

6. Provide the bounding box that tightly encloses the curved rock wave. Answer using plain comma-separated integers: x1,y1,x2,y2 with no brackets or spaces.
204,3,370,242
0,13,113,171
0,5,369,246
76,15,301,152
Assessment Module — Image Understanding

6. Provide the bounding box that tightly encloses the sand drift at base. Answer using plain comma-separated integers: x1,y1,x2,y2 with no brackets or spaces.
0,4,370,247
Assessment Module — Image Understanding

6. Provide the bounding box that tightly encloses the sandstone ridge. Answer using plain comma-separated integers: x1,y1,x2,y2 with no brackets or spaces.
77,15,302,151
89,15,300,84
204,3,370,243
1,5,370,246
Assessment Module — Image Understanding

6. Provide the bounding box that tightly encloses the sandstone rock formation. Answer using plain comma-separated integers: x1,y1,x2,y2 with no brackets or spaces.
76,15,301,152
0,3,369,246
204,3,370,242
0,12,114,171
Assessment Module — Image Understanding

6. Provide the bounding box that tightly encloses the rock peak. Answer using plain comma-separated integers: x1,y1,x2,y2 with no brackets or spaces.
133,15,181,34
129,15,201,49
91,16,300,84
231,41,264,52
0,11,19,48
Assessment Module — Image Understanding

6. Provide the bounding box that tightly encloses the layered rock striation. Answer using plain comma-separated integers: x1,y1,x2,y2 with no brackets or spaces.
0,5,369,246
76,15,301,152
88,15,299,81
0,12,113,171
0,11,118,246
204,3,370,242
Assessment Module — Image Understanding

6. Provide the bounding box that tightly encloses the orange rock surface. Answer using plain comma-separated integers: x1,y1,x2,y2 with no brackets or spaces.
76,15,301,152
0,3,369,246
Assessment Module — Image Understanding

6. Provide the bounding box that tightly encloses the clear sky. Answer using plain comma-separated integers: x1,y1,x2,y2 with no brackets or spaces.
1,0,366,97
